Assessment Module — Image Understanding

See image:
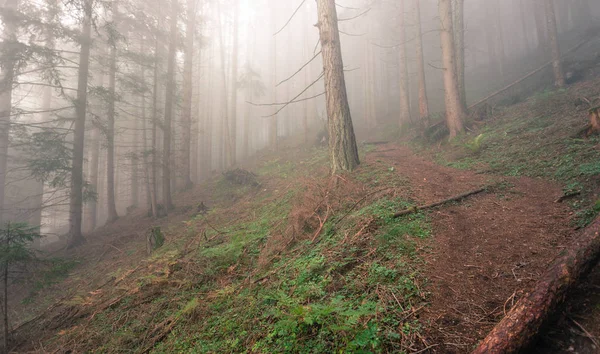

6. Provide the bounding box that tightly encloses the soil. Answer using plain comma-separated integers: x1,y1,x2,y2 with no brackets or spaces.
368,144,599,353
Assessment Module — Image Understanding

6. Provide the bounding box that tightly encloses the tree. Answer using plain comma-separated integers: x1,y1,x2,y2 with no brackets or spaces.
162,0,178,210
414,0,429,124
0,0,19,225
0,222,40,353
397,0,411,126
106,0,120,224
315,0,360,173
230,0,239,165
181,0,197,189
545,0,565,88
68,0,93,248
453,0,467,109
438,0,465,139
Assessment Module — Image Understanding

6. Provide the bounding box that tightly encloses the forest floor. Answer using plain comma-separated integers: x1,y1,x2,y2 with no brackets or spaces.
9,79,600,353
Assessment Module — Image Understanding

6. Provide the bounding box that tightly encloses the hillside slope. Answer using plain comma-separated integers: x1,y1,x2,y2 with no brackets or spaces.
10,79,600,353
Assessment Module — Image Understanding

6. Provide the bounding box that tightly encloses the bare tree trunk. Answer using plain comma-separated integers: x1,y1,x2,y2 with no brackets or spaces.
130,106,139,209
3,231,8,353
534,0,548,52
438,0,465,139
181,0,196,189
217,2,233,168
316,0,360,173
519,0,531,53
68,0,93,247
398,0,411,126
414,0,429,123
162,0,178,210
484,3,499,72
140,35,156,217
150,24,161,217
545,0,565,88
230,0,239,164
0,0,19,226
453,0,467,109
269,0,278,150
87,124,100,231
495,0,506,76
106,2,119,223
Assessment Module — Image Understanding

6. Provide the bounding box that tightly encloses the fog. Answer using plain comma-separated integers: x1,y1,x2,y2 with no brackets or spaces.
0,0,599,246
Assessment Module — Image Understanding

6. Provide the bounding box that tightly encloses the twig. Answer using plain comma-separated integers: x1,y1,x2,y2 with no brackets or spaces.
413,344,440,354
264,71,325,117
277,51,322,87
393,187,488,218
273,0,307,36
338,7,371,21
570,318,599,348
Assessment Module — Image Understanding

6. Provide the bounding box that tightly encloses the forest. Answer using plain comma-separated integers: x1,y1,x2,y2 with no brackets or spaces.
1,0,600,353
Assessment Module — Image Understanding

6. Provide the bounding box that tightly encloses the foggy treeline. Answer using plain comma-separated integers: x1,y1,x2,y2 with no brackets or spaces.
0,0,598,248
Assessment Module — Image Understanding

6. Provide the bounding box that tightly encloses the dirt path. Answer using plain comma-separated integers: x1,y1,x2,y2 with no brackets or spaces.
369,144,577,353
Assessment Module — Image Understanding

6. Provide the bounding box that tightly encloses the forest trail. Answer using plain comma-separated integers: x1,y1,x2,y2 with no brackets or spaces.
369,144,586,352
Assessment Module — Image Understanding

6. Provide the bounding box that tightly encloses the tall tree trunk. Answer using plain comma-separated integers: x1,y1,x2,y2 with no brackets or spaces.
106,2,119,223
316,0,360,173
269,0,278,150
140,36,156,217
3,229,8,354
87,123,100,231
414,0,430,123
162,0,178,210
438,0,465,139
181,0,196,189
519,0,531,53
130,106,139,209
0,0,19,225
217,2,233,168
398,0,411,126
484,3,499,72
230,0,239,165
546,0,565,88
453,0,467,109
495,0,506,77
68,0,93,247
534,0,548,52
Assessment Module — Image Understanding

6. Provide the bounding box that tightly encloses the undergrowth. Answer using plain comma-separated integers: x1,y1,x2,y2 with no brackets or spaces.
46,147,433,354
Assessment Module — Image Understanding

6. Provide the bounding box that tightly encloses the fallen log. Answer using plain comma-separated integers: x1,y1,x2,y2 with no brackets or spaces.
393,187,487,218
472,215,600,354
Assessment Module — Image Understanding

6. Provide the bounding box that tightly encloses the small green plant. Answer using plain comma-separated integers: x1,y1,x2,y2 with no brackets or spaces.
463,134,485,154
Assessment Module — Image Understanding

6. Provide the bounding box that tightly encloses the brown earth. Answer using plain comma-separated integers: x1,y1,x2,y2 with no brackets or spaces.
369,144,598,353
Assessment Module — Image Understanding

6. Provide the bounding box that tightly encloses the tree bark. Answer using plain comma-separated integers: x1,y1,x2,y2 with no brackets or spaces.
230,0,239,165
269,0,278,150
181,0,196,189
68,0,93,247
316,0,360,173
519,0,531,53
217,2,233,168
0,0,19,226
473,215,600,353
438,0,465,139
494,0,506,77
106,1,120,223
3,228,8,354
397,0,411,126
453,0,467,109
545,0,565,88
414,0,429,124
162,0,178,210
534,0,548,51
140,35,157,218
